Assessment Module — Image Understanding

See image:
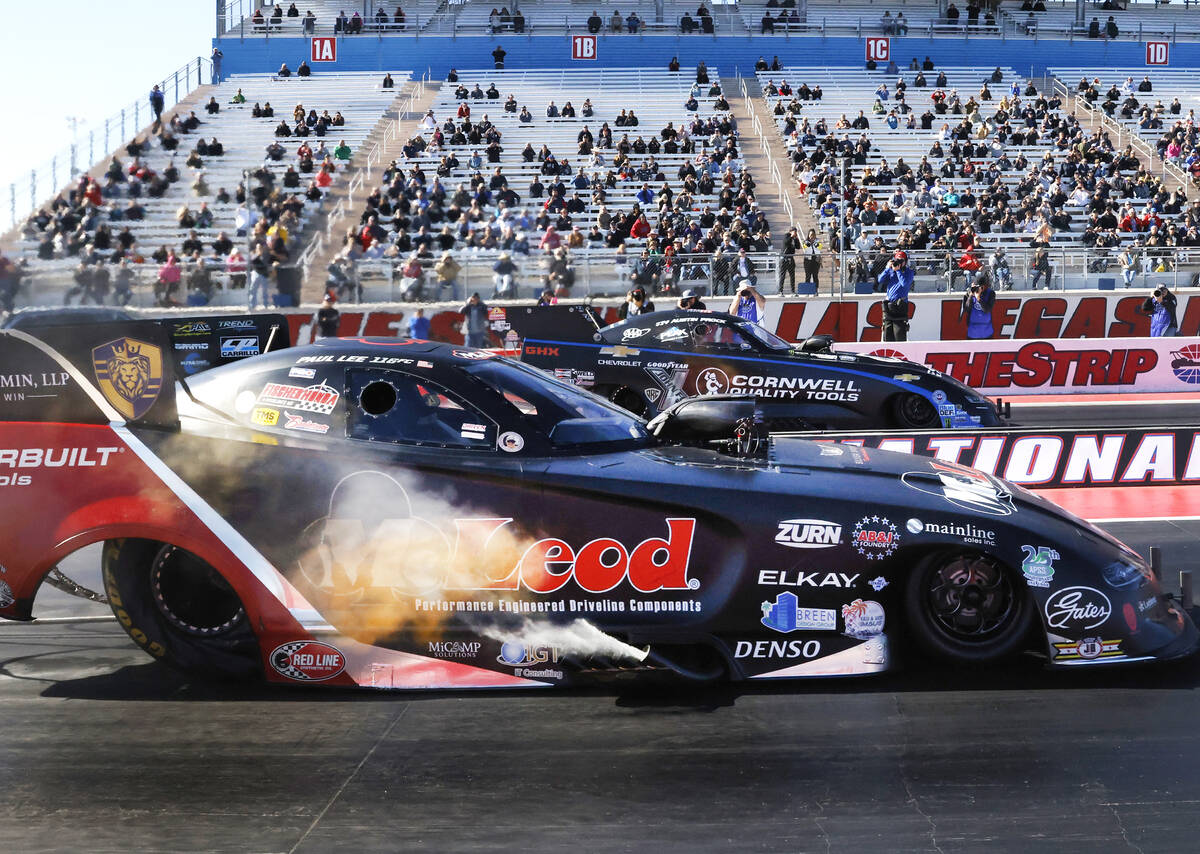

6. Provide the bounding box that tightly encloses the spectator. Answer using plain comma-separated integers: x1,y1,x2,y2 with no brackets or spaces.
618,286,655,318
434,251,462,300
248,244,272,308
1118,247,1138,288
297,60,311,78
588,10,602,32
1105,15,1118,38
492,45,507,69
877,250,913,341
610,9,624,31
407,307,431,340
278,62,292,77
149,85,165,126
382,73,395,89
493,252,519,297
461,293,489,346
626,11,641,32
946,3,959,23
1088,17,1100,38
728,280,765,324
1029,247,1053,289
334,140,352,160
316,294,341,338
802,229,822,288
156,253,182,307
398,253,426,300
1140,286,1178,336
961,276,995,339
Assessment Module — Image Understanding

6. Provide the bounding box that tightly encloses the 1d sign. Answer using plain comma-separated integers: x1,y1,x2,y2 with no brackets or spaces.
866,37,890,63
311,37,337,63
1146,41,1169,66
571,35,597,60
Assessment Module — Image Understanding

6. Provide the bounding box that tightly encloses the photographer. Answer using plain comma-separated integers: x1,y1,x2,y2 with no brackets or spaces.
618,286,655,319
728,280,766,324
876,250,914,341
1139,286,1178,337
678,288,707,310
961,273,995,339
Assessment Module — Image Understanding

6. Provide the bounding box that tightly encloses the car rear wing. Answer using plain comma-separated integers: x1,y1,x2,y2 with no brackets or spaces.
500,304,604,346
0,314,290,428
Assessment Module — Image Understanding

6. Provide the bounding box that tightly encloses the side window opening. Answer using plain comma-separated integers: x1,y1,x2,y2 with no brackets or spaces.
347,369,496,449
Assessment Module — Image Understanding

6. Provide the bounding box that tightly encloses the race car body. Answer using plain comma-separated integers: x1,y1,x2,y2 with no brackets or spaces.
508,306,1001,430
0,320,1192,690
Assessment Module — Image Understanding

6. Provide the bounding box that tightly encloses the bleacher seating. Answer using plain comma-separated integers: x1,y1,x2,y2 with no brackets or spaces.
328,66,780,302
1001,0,1200,40
228,1,449,36
757,65,1195,292
13,72,404,308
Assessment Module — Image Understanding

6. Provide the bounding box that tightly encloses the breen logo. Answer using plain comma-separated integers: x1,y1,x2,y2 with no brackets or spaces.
775,519,842,549
91,338,164,420
1044,586,1112,631
1021,545,1058,589
760,591,837,633
852,516,899,560
269,640,346,681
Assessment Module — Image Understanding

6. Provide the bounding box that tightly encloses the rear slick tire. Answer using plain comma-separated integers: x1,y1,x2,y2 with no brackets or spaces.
904,550,1035,665
103,539,261,679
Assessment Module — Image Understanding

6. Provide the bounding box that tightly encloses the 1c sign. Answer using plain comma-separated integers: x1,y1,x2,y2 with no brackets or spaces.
311,37,337,63
571,35,597,60
1146,41,1169,65
866,37,890,63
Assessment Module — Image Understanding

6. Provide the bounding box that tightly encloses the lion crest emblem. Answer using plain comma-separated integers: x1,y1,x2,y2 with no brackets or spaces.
92,337,164,420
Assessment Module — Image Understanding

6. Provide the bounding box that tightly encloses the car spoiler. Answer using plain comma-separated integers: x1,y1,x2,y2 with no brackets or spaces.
501,304,604,345
0,314,290,428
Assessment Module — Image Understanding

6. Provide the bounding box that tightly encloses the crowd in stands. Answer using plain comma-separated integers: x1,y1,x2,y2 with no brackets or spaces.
323,62,772,302
252,5,414,35
14,81,360,308
767,63,1195,293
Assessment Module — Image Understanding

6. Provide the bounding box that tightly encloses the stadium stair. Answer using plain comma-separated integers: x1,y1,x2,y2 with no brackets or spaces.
300,80,444,301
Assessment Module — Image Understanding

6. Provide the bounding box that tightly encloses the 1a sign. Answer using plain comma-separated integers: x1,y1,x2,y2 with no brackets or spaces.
866,37,890,63
1146,41,1169,66
311,37,337,63
571,35,597,60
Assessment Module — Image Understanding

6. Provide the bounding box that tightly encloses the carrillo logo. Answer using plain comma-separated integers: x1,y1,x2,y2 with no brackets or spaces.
775,519,843,549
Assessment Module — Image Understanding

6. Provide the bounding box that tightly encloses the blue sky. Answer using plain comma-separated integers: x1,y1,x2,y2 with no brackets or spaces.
0,1,214,219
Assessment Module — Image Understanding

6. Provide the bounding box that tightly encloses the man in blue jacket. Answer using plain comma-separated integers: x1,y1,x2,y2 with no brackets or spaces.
961,276,995,339
876,250,914,341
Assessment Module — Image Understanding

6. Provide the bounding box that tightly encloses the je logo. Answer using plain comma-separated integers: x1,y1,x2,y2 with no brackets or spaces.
91,337,164,420
696,367,730,395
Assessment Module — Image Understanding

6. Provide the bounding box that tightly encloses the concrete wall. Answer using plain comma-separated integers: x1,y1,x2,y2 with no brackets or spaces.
213,32,1200,78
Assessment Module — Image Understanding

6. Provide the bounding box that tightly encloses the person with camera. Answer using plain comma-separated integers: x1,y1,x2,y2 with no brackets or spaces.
877,250,914,341
961,272,995,339
1139,286,1178,337
618,286,655,319
678,288,707,310
728,280,766,325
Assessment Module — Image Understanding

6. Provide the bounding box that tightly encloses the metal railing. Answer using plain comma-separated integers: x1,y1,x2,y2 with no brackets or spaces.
6,56,213,232
738,74,795,228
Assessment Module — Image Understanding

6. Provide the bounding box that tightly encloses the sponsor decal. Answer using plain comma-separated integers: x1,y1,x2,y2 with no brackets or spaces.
1123,602,1138,633
0,578,12,608
173,341,208,351
461,422,489,441
852,516,899,560
0,445,122,486
172,321,211,336
258,382,339,415
734,639,822,659
427,640,482,659
723,374,861,402
868,576,889,592
283,412,330,434
418,360,435,369
1044,586,1112,631
760,592,837,633
91,337,164,420
451,350,496,360
1020,546,1058,589
217,319,256,329
220,336,261,358
1053,638,1124,662
0,371,71,403
488,307,507,321
1137,595,1159,614
1102,559,1151,590
289,366,317,379
644,388,662,403
695,367,730,395
269,640,346,681
842,599,886,639
622,326,650,339
497,642,564,678
599,345,640,357
1172,344,1200,385
775,519,842,549
901,463,1015,516
757,570,859,588
498,431,525,452
524,345,559,357
906,518,996,546
251,407,280,426
180,352,210,375
894,373,922,382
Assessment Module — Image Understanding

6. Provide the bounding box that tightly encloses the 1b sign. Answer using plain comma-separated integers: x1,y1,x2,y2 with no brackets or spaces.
1146,41,1169,66
866,37,890,63
571,35,597,60
311,37,337,63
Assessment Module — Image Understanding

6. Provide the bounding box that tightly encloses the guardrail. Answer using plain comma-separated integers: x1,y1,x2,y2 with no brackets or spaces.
738,74,795,228
6,56,213,232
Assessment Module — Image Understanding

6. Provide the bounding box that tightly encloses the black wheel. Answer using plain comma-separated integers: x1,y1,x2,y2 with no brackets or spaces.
892,393,941,429
904,550,1034,665
608,385,648,417
103,539,261,679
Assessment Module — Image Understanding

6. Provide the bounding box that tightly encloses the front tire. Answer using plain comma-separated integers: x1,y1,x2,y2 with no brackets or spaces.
103,539,260,679
904,550,1035,665
892,392,941,429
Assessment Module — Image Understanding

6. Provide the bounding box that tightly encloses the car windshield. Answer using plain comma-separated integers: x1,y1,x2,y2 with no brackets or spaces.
740,321,793,352
464,359,649,449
